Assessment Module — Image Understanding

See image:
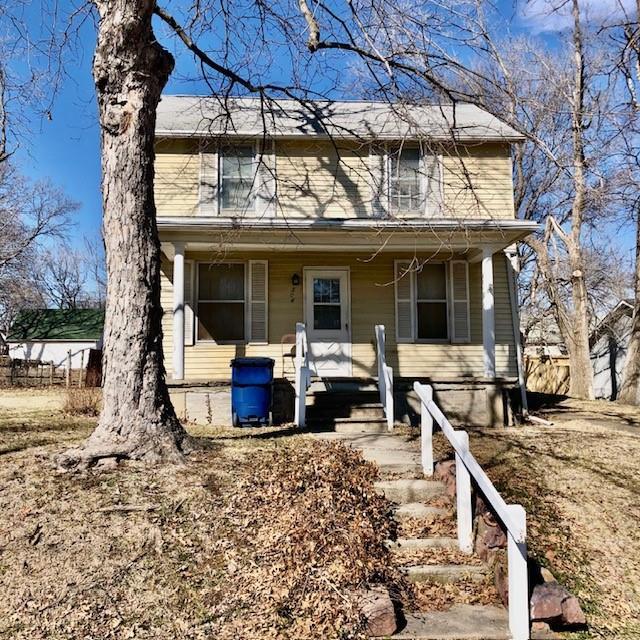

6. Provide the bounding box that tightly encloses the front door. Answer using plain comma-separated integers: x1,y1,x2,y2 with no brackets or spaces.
304,268,352,377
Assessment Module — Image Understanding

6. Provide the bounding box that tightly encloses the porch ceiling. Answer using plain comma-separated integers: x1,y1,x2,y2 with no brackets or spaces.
158,217,538,256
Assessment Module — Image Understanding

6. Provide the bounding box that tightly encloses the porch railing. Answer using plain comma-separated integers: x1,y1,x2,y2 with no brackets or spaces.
375,325,394,431
294,322,311,427
413,381,529,640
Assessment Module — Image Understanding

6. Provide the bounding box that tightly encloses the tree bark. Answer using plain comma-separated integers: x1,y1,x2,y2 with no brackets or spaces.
59,0,191,468
564,0,594,400
618,206,640,405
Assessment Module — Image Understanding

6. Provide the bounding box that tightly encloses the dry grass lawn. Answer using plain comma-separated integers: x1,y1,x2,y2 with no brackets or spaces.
0,389,398,640
435,396,640,639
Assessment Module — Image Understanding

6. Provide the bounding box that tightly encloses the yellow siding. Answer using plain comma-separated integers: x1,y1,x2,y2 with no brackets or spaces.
442,143,515,220
160,251,517,381
276,140,371,218
155,140,200,216
154,139,515,219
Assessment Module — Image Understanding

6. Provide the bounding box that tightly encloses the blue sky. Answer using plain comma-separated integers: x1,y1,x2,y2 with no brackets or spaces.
11,0,636,259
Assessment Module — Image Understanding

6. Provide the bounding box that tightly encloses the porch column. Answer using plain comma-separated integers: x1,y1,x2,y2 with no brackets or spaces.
172,242,185,381
482,246,496,378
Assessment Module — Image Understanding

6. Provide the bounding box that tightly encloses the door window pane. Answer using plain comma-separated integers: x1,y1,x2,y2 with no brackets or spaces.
314,305,341,330
417,302,448,340
313,278,340,303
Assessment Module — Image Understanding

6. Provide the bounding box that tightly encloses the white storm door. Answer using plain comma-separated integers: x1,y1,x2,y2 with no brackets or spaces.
304,269,352,377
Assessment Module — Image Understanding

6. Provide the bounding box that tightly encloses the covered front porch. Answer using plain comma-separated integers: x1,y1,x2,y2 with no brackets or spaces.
159,218,536,426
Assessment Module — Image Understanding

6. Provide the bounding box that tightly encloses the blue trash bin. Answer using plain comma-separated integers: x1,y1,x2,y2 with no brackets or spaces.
230,357,275,427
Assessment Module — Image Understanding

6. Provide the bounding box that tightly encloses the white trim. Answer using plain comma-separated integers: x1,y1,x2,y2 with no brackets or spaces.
394,259,415,343
157,216,539,233
482,248,496,377
248,259,269,344
303,266,352,377
449,260,471,344
172,242,185,380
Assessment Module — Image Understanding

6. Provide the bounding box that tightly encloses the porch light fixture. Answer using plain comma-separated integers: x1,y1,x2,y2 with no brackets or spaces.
291,273,301,286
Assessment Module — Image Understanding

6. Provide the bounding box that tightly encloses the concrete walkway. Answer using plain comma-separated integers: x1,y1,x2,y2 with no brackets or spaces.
312,429,511,640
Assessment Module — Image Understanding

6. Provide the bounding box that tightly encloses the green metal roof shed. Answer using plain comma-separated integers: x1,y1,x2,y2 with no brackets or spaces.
7,309,105,342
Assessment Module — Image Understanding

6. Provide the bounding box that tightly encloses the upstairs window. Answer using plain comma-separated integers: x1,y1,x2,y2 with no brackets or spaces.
220,146,255,211
389,147,422,212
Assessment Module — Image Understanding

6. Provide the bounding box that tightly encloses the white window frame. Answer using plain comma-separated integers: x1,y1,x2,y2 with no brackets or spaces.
414,261,450,344
387,145,424,214
195,261,248,345
219,142,258,215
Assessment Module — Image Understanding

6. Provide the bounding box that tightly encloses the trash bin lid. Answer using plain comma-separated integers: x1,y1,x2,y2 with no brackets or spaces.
230,357,275,367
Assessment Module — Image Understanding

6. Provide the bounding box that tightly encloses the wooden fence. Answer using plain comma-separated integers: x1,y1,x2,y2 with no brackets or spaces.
0,349,102,388
524,355,570,395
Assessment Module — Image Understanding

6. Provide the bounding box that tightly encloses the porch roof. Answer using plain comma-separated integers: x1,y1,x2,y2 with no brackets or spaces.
158,217,537,258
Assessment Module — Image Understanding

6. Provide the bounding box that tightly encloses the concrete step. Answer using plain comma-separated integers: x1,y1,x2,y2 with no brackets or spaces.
386,537,458,551
308,379,379,393
328,419,390,434
306,404,386,420
390,604,509,640
393,503,449,520
377,462,424,478
375,479,444,503
403,564,489,584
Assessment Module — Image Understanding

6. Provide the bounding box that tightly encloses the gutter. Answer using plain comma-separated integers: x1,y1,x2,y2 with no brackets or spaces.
155,129,526,143
156,216,539,233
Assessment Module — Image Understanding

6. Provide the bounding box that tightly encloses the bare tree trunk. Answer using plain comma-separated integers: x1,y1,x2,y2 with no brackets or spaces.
59,0,191,468
564,0,594,399
618,206,640,405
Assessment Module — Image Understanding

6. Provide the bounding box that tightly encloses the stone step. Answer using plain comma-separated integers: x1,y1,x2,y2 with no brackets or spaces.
308,380,379,393
393,503,449,520
403,564,489,584
375,479,444,503
390,604,509,640
386,537,458,551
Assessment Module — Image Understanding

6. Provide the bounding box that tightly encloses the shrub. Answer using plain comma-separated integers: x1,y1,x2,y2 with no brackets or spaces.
63,388,102,417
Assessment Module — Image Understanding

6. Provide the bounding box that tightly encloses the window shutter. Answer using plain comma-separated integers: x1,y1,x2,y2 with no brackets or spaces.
395,260,414,342
249,260,268,343
199,144,219,216
184,261,195,346
369,145,388,217
423,153,443,217
255,140,276,218
450,260,470,343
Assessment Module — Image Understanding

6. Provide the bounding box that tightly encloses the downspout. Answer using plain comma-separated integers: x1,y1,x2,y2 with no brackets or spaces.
505,248,529,418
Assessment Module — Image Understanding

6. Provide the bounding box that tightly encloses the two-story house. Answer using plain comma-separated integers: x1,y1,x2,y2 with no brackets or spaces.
155,97,536,426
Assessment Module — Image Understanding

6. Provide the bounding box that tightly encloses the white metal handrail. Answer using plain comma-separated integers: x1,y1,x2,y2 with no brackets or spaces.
294,322,311,427
375,325,394,431
413,381,529,640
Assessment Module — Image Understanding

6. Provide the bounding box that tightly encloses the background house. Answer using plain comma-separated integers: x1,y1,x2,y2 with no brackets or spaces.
7,309,104,369
590,300,633,400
